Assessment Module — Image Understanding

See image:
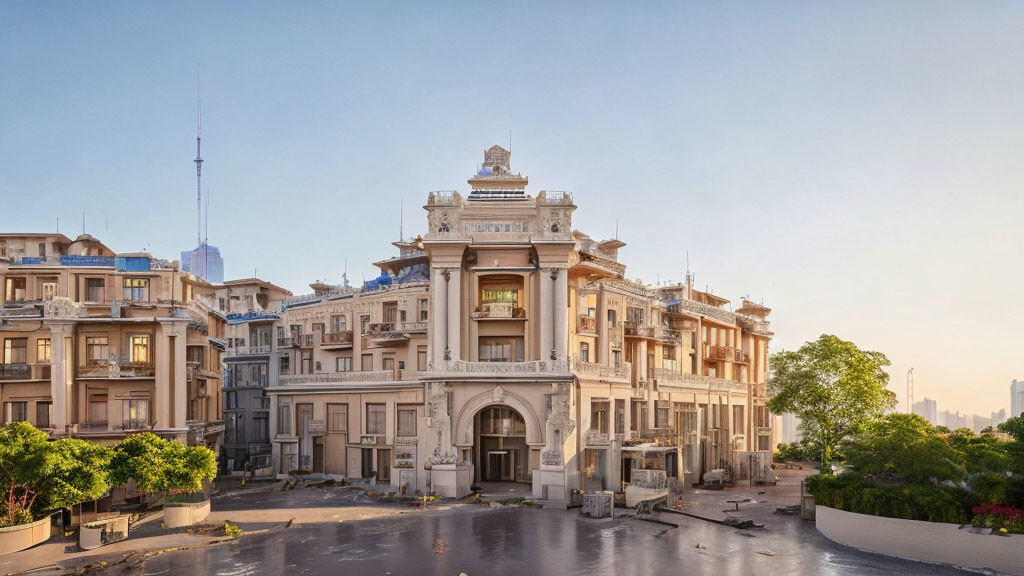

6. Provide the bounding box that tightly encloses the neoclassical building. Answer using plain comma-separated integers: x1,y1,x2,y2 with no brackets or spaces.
268,146,775,502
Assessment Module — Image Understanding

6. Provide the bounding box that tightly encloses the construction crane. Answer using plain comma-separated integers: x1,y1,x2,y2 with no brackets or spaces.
906,367,914,414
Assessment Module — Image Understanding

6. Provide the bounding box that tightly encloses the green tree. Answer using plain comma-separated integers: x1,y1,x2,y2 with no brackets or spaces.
946,428,1012,475
110,432,217,499
845,413,965,483
0,422,113,526
998,416,1024,474
767,334,896,473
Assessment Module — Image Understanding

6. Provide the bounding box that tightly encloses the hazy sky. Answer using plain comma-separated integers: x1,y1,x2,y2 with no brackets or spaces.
2,2,1021,416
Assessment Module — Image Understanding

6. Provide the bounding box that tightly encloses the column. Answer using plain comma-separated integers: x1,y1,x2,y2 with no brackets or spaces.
172,327,187,428
445,268,461,361
553,268,568,362
155,324,172,429
596,288,607,365
539,271,553,360
48,321,74,430
432,268,448,366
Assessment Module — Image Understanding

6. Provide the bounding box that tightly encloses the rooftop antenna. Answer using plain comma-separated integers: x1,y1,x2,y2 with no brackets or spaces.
56,217,59,234
615,219,619,240
194,63,203,248
82,212,85,235
399,199,404,242
509,129,512,153
204,186,210,280
907,367,914,414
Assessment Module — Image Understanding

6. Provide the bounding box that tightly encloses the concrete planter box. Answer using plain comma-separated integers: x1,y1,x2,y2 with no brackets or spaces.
816,505,1024,575
0,514,53,555
79,515,130,550
163,499,211,528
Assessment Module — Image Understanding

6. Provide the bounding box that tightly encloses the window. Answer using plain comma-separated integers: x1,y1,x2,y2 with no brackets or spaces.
36,338,51,363
219,297,226,311
226,391,238,410
123,278,149,301
591,400,609,434
418,299,428,322
607,309,617,327
733,405,745,436
383,302,398,323
252,414,269,441
360,315,371,334
397,406,417,436
277,401,292,435
663,346,677,360
479,337,524,363
336,356,352,372
615,399,625,435
626,306,644,326
327,403,348,432
417,347,427,371
361,354,373,371
4,402,27,423
3,338,27,364
38,242,46,257
85,336,109,365
130,335,150,364
85,278,105,302
580,342,590,363
382,356,395,372
4,277,26,302
280,356,290,375
225,413,239,444
656,405,670,429
123,399,149,428
88,391,107,423
612,350,622,368
35,402,51,428
41,281,58,301
330,314,347,333
366,403,386,435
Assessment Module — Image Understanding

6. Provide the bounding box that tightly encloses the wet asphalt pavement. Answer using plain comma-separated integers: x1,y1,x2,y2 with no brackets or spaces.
118,505,982,576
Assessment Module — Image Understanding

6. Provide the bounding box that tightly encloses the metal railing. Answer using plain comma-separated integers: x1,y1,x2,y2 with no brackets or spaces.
537,190,574,205
0,363,31,380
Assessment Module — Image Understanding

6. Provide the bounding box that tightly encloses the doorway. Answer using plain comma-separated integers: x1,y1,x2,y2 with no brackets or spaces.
474,405,528,483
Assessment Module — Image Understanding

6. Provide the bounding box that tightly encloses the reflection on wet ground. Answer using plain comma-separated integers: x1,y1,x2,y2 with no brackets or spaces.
124,506,977,576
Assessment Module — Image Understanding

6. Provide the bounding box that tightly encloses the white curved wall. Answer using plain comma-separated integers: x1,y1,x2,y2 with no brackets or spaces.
816,505,1024,576
164,500,211,528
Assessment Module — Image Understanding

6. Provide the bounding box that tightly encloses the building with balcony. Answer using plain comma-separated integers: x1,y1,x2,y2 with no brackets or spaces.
0,233,225,450
215,278,292,473
266,145,776,503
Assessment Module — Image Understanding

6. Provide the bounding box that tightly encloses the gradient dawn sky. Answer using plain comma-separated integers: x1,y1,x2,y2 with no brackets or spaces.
1,2,1021,417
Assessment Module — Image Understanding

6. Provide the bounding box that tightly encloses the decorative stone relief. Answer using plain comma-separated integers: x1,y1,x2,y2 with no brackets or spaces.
541,384,575,468
427,383,457,465
43,297,85,318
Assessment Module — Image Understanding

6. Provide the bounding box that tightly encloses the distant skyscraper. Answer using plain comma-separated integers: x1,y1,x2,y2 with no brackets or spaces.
1012,379,1024,418
992,408,1007,427
938,410,967,430
912,397,938,425
181,242,224,283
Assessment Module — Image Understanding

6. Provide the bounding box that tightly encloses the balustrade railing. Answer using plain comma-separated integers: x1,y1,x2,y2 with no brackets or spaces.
651,368,747,392
78,360,155,379
440,359,570,374
321,330,354,345
280,370,394,385
573,358,631,380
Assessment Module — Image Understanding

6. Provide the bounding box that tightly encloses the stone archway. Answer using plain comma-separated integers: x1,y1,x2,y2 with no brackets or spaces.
453,386,544,447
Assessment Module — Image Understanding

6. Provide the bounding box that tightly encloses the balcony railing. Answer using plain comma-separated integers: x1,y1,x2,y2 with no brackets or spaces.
585,429,610,446
623,322,654,338
277,336,294,347
0,363,31,380
369,322,396,335
668,299,736,324
651,369,747,392
279,370,395,385
78,360,155,379
119,419,150,431
473,302,525,319
573,358,631,381
231,345,271,356
705,345,749,363
399,321,427,333
655,326,681,343
439,359,570,374
321,330,354,346
577,315,597,334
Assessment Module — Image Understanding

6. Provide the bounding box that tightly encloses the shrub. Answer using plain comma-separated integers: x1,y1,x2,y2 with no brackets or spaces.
971,505,1024,534
806,473,967,524
223,520,244,539
0,506,34,527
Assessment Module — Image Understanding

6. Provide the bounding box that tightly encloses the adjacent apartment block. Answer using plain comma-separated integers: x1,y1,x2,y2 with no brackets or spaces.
0,233,225,449
268,146,776,503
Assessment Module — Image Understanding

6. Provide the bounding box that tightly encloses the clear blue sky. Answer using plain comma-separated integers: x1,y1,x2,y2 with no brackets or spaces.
2,2,1022,416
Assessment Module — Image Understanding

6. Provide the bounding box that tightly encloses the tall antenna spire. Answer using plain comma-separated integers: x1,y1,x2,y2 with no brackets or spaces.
194,64,203,248
399,199,403,242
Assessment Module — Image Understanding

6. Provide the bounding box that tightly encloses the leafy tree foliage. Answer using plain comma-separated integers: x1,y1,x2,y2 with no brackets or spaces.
998,416,1024,474
845,413,964,483
947,428,1013,475
767,335,896,473
0,422,112,525
111,432,216,496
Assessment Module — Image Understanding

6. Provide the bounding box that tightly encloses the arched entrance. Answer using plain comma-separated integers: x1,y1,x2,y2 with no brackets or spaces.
474,405,529,483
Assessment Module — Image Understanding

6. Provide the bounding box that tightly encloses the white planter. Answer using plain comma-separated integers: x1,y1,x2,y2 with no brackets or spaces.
816,505,1024,575
164,499,211,528
0,514,52,555
79,515,130,550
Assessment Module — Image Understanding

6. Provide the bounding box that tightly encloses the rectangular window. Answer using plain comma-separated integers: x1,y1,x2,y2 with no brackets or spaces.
4,402,27,423
88,391,107,423
123,278,149,301
86,336,109,365
35,402,51,428
591,400,609,434
382,356,395,372
4,277,26,302
280,356,290,375
36,338,51,363
330,314,347,333
478,337,524,363
226,391,237,410
366,403,386,435
663,346,677,360
85,278,105,302
3,338,27,364
377,449,391,482
397,406,417,436
277,402,292,435
733,405,745,436
123,399,149,428
336,356,352,372
252,415,269,441
417,347,427,371
615,399,625,435
382,302,398,323
418,299,428,322
41,281,58,301
360,315,371,334
38,242,46,257
580,342,590,363
361,354,373,371
130,335,150,364
612,350,622,367
327,403,348,432
607,309,617,327
657,406,670,429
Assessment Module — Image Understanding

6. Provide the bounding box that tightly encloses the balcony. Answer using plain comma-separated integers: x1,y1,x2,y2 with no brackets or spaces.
399,321,428,333
473,302,526,320
577,315,597,334
279,370,395,385
655,326,681,343
321,330,354,348
573,358,631,381
624,321,655,338
231,345,271,356
78,360,155,379
369,322,396,335
651,368,748,392
277,336,295,348
705,345,749,363
437,359,570,375
0,363,30,380
119,419,151,431
667,299,737,324
585,429,610,446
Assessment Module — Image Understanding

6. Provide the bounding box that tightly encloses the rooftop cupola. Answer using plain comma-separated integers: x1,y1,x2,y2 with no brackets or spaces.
467,145,529,200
